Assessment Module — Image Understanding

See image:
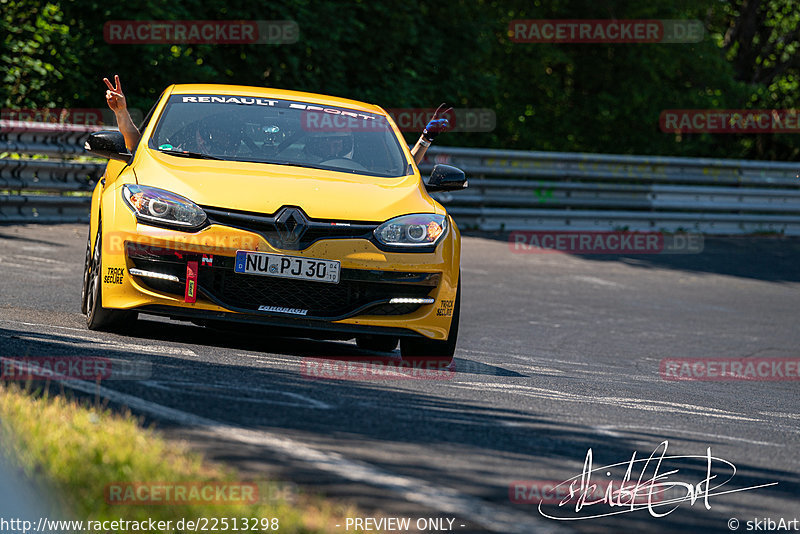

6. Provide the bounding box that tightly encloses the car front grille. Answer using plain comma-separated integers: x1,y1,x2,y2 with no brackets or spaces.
127,244,439,319
203,205,378,251
199,268,436,317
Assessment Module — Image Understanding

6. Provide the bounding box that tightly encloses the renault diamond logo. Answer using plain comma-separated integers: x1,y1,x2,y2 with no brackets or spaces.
275,207,308,244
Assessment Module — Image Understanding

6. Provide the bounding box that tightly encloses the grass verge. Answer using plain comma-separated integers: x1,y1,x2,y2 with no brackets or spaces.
0,382,365,533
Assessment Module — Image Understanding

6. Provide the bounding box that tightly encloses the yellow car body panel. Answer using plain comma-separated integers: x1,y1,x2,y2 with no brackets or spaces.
88,84,461,342
132,151,441,221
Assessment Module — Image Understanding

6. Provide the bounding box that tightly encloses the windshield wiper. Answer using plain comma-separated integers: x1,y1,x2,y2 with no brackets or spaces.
157,149,223,160
226,157,305,168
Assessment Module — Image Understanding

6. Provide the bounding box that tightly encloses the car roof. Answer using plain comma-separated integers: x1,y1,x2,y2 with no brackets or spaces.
168,84,384,115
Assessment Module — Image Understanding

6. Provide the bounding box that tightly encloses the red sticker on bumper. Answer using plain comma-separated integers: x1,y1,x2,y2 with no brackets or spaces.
185,260,198,303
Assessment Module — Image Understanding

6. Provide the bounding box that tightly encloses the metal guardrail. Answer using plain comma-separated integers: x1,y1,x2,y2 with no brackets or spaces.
2,120,800,234
0,121,103,222
421,146,800,235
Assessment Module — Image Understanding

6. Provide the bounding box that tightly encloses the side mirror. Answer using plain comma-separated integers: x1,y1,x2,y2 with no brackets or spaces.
84,130,132,163
425,164,468,192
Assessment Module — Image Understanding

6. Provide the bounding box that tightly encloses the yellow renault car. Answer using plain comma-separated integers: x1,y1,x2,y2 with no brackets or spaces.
82,84,467,362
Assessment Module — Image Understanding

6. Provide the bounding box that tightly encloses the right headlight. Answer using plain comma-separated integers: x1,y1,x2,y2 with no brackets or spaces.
374,213,447,248
121,184,207,230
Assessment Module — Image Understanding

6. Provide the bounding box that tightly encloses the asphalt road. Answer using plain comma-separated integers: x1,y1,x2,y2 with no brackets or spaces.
1,224,799,534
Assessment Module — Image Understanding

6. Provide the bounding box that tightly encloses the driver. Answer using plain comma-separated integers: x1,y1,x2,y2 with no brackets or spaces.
302,131,354,163
181,114,242,156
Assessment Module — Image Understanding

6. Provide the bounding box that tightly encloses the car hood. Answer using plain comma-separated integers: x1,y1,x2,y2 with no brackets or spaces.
132,148,440,221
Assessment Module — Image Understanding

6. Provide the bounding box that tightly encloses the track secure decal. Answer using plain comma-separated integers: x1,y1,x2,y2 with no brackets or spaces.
437,299,454,317
104,267,124,284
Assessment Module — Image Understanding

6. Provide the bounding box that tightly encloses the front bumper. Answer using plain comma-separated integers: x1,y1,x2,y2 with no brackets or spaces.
100,210,460,341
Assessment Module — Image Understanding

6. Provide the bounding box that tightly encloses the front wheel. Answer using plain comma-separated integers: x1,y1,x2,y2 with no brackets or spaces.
400,279,460,367
84,219,136,331
80,234,91,315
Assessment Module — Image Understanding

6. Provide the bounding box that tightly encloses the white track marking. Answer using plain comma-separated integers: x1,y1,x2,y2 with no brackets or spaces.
141,380,332,410
0,261,69,278
57,379,570,534
453,356,649,381
760,411,800,420
527,320,562,327
592,424,784,448
18,245,58,251
0,272,69,280
248,354,306,365
10,254,65,265
10,332,197,357
589,425,625,438
14,321,87,332
0,320,196,357
448,382,764,422
571,275,623,287
0,259,36,269
481,362,567,375
459,348,593,367
454,351,663,383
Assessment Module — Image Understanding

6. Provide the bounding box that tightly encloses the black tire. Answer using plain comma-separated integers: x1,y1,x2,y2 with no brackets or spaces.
356,335,399,353
400,278,460,367
85,219,136,331
80,233,91,315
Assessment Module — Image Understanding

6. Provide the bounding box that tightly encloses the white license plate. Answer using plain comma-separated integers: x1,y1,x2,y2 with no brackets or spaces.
234,251,340,284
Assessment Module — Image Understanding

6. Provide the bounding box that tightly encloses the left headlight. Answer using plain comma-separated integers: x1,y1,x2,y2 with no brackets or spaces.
374,213,447,248
121,184,207,229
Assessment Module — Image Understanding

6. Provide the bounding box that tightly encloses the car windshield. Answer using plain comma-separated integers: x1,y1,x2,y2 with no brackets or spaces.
149,94,410,177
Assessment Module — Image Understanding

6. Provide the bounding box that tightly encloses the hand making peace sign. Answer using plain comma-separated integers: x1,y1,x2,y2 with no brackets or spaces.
103,74,127,113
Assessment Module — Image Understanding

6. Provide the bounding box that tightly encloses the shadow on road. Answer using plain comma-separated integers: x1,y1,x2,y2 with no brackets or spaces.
0,320,796,534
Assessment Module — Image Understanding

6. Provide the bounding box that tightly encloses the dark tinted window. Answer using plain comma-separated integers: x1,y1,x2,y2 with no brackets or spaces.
149,95,409,177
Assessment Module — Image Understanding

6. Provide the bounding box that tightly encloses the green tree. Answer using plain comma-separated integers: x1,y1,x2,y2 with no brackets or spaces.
3,0,800,160
0,0,81,107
